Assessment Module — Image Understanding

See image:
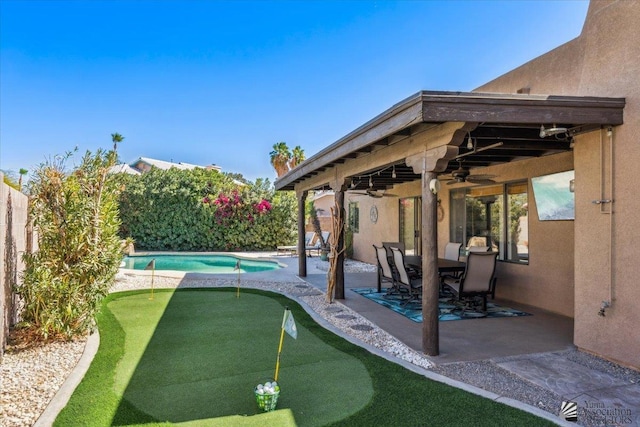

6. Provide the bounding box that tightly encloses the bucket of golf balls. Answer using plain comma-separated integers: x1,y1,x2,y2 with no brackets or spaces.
254,381,280,412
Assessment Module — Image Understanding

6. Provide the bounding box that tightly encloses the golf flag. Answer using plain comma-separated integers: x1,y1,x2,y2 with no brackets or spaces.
234,259,241,298
274,307,297,381
145,259,156,300
282,308,297,339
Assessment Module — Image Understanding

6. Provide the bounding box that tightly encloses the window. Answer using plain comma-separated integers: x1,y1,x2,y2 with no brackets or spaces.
348,202,359,233
450,181,528,264
506,182,529,262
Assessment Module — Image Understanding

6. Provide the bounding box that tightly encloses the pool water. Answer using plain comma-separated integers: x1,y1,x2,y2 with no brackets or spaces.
121,254,281,274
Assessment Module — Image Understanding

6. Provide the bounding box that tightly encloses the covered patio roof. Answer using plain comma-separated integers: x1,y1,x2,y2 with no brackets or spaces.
275,90,625,192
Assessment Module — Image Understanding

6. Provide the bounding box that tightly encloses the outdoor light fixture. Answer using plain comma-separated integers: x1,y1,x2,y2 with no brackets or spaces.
570,179,575,193
429,178,441,194
391,166,397,179
466,133,474,150
369,176,373,188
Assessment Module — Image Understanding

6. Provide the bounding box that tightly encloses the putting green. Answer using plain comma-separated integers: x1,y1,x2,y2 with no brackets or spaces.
107,289,372,426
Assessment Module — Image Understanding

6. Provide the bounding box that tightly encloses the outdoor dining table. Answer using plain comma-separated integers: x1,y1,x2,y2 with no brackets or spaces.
404,256,466,275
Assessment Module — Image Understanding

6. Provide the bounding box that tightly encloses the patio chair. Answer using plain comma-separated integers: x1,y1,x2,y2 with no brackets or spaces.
382,241,405,259
277,231,316,256
440,242,463,290
390,247,422,306
444,242,462,261
306,231,331,257
373,245,400,294
442,251,498,313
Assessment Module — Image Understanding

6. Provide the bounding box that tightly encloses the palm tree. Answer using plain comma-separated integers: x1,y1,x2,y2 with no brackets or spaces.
270,142,291,177
288,146,305,170
18,168,28,190
111,133,124,153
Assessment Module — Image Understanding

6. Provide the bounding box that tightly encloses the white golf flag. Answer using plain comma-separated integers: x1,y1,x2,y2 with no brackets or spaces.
282,309,297,339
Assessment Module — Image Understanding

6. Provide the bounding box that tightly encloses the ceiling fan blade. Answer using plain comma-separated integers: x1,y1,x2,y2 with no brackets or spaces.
467,174,496,180
466,178,496,185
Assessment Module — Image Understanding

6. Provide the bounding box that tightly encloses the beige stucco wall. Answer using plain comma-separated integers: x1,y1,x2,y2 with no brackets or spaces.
439,153,575,318
352,153,576,318
475,0,640,368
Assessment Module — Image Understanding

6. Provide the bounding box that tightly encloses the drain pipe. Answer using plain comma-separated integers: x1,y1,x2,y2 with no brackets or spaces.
593,127,614,316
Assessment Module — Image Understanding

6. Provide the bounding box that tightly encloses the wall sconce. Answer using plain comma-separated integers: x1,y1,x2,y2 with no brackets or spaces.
429,179,441,194
569,179,575,193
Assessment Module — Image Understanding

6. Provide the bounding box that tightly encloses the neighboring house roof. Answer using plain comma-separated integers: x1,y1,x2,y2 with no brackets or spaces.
128,157,222,173
111,157,248,184
130,157,216,172
108,164,141,175
311,190,335,201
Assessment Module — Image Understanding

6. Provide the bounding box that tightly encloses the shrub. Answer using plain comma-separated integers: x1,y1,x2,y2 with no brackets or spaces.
116,169,296,251
18,149,122,340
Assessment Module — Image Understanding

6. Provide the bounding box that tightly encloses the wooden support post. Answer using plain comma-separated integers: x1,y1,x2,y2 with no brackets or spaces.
297,190,308,277
421,171,439,356
407,145,459,357
334,189,345,299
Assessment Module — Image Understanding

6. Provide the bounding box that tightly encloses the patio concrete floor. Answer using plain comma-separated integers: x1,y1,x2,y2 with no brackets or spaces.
283,258,639,427
304,271,575,364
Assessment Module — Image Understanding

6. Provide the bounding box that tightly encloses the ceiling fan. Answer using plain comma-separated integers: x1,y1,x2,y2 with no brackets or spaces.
442,161,497,185
349,189,398,198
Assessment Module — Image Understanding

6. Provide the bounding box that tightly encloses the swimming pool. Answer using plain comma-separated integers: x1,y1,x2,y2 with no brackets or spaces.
121,254,282,274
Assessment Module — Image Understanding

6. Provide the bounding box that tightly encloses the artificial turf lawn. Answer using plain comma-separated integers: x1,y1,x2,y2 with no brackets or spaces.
55,288,556,427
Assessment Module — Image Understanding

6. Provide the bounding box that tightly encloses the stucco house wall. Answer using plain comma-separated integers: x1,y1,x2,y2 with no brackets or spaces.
352,152,576,318
474,0,640,368
350,0,639,368
438,153,576,318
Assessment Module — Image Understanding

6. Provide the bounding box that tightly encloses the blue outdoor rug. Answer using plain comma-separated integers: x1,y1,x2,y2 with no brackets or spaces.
351,287,531,322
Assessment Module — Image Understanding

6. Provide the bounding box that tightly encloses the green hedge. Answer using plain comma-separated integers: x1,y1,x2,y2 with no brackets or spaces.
116,168,297,251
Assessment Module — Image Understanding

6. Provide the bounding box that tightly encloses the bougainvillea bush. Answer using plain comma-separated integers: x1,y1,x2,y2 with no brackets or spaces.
116,168,296,251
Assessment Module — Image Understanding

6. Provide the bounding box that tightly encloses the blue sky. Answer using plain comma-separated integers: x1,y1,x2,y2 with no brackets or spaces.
1,0,589,182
